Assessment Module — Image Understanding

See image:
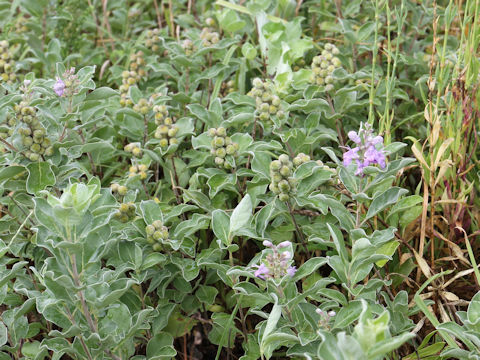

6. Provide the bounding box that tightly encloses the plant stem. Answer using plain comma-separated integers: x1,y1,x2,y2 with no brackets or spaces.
287,201,308,254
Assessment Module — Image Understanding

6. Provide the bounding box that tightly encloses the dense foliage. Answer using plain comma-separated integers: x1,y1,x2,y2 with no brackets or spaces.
0,0,479,359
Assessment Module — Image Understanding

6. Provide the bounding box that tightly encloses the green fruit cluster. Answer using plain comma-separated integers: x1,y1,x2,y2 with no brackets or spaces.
129,164,148,180
133,98,151,115
15,15,29,33
182,39,195,56
110,183,128,196
124,143,142,158
119,51,146,107
248,78,285,122
293,58,306,72
310,43,341,92
269,154,298,202
292,152,311,167
145,28,161,52
14,101,53,161
153,105,179,148
0,40,16,83
0,114,14,140
220,80,235,97
145,220,169,251
207,127,239,169
200,27,220,47
114,202,136,223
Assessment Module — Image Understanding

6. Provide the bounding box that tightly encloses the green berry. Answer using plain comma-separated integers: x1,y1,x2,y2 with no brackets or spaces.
168,127,178,137
215,157,224,166
226,144,236,155
278,154,290,164
146,225,155,235
44,146,54,156
214,136,225,147
270,160,281,171
278,180,290,192
272,173,282,183
279,165,291,177
216,147,226,158
159,138,168,147
259,112,269,121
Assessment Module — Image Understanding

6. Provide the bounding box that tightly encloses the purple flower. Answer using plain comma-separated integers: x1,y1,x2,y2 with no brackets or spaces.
343,147,359,167
262,240,273,247
54,78,65,96
287,266,297,277
277,241,291,249
343,123,386,176
347,131,361,144
364,145,386,168
254,263,269,279
371,136,383,145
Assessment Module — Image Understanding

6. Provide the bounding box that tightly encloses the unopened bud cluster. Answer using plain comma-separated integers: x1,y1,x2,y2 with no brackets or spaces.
181,39,196,56
248,78,284,122
200,26,220,47
145,220,169,251
0,41,16,83
124,142,142,158
15,15,29,33
14,101,53,161
129,164,148,180
293,58,306,72
316,308,336,329
133,98,152,115
145,28,162,52
292,152,311,167
153,105,178,148
310,43,341,91
208,127,239,169
114,202,136,223
110,183,128,196
220,80,235,97
0,117,12,140
254,240,296,280
269,154,297,202
119,51,147,107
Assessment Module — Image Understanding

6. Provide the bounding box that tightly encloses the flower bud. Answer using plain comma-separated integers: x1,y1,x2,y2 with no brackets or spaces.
263,240,273,247
277,241,290,248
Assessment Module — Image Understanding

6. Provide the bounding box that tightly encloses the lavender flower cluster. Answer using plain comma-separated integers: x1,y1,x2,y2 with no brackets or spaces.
254,241,296,280
343,123,386,176
53,68,79,97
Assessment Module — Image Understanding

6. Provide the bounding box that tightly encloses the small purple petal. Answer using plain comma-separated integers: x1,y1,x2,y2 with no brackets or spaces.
277,241,290,249
354,160,365,176
262,240,273,248
53,78,66,97
371,135,383,145
287,266,297,277
348,131,361,144
343,147,359,167
254,263,269,279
